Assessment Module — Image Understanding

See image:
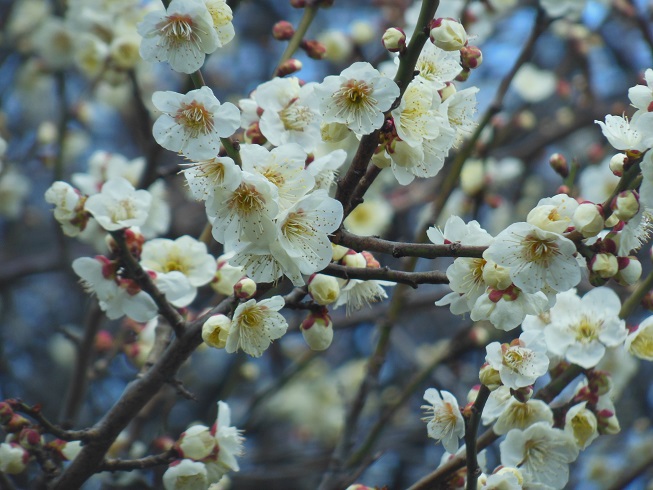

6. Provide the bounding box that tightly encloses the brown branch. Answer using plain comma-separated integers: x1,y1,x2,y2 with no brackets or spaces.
98,450,177,472
10,401,91,442
332,229,486,259
322,263,448,289
464,385,491,490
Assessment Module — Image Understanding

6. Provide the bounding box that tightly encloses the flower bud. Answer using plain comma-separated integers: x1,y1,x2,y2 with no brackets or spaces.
0,402,14,425
479,363,502,391
308,274,340,305
331,244,349,261
276,58,302,77
460,159,485,196
342,251,366,268
234,277,257,299
301,39,327,60
466,384,481,403
589,253,619,279
5,414,29,433
573,202,604,237
382,27,406,53
244,121,267,145
455,67,471,82
605,213,620,228
510,385,533,403
163,459,208,490
439,82,457,101
609,153,627,177
94,330,114,353
460,44,482,69
429,18,468,51
611,190,639,222
482,260,512,290
301,310,334,351
18,428,41,450
175,425,216,460
615,256,642,285
549,153,568,178
596,409,620,435
361,251,380,268
273,21,295,40
202,315,231,349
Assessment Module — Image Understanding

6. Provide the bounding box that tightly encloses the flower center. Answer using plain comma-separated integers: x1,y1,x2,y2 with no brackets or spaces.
279,101,313,131
111,199,137,223
521,234,559,264
333,79,377,114
575,316,601,343
175,101,215,138
282,211,312,240
239,305,265,329
162,253,189,274
228,183,265,216
262,166,285,187
158,14,197,46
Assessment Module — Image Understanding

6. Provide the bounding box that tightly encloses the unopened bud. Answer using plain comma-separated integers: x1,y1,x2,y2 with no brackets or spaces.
612,190,639,222
587,370,612,397
308,274,340,306
597,409,620,435
361,251,380,268
175,425,215,461
455,67,471,82
234,277,257,299
510,385,533,403
482,260,512,290
300,310,334,351
245,122,266,145
605,213,620,228
460,45,482,69
301,39,327,60
590,253,619,279
342,251,366,268
609,153,627,177
94,330,113,353
382,27,406,53
439,82,457,101
466,384,481,403
615,256,642,285
549,153,569,178
332,244,349,261
429,18,468,51
276,58,302,77
201,314,231,349
18,428,41,450
106,228,145,259
273,21,295,41
6,414,29,433
479,363,502,391
0,402,14,424
573,202,604,238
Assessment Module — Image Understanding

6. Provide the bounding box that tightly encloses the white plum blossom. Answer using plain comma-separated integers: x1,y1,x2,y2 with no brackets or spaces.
253,77,322,151
152,87,240,160
45,181,86,236
442,86,479,146
500,422,579,489
527,194,579,234
484,222,581,294
72,257,158,322
564,401,599,450
334,278,393,314
207,170,279,247
72,151,145,194
482,387,554,435
162,459,208,490
140,236,217,307
544,287,627,368
305,149,347,192
176,425,215,460
412,42,462,89
181,156,242,200
202,400,244,483
471,284,549,331
316,61,399,135
595,113,653,153
485,331,550,389
421,388,465,454
0,443,28,474
225,296,288,357
84,177,152,231
138,0,219,74
629,68,653,116
204,0,235,46
625,315,653,360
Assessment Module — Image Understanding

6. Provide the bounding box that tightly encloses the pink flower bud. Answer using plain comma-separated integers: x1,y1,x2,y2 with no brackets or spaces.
244,122,267,145
382,27,406,53
18,428,41,450
589,253,619,279
460,45,482,69
615,256,642,285
234,277,257,299
94,330,114,353
455,67,471,82
510,385,533,403
301,39,327,60
276,58,303,77
549,153,569,178
273,21,295,41
300,310,334,351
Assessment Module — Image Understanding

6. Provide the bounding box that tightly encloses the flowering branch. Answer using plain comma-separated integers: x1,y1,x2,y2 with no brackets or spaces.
273,4,319,76
109,230,186,338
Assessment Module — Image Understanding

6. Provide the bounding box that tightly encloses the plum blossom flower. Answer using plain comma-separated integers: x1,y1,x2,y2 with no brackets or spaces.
204,0,235,47
485,331,549,389
162,459,208,490
564,401,598,450
482,386,554,435
544,287,627,368
629,68,653,116
140,235,217,307
500,422,579,489
412,42,462,89
181,156,241,200
484,222,581,294
138,0,219,74
72,257,157,322
421,388,465,454
625,315,653,360
45,181,87,236
208,401,244,477
316,61,399,135
595,114,653,153
84,177,152,231
226,296,288,357
152,87,240,160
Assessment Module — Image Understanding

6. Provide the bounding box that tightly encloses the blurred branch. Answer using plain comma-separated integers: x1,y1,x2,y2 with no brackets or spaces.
273,4,319,76
322,263,448,288
98,450,177,472
620,267,653,320
10,401,91,442
464,384,491,490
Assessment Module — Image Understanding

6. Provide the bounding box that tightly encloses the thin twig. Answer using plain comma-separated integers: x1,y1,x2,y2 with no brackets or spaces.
11,401,92,442
464,385,490,490
98,450,177,472
322,263,448,288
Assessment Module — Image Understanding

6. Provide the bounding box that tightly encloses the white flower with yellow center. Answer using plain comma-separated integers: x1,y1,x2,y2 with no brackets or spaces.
207,170,279,247
316,61,399,135
544,287,626,368
181,155,241,200
140,235,217,307
485,222,581,294
391,81,442,147
254,77,322,151
527,194,579,234
412,42,462,89
205,400,244,481
305,149,347,192
240,143,314,212
152,87,240,161
421,388,465,454
485,331,549,389
162,459,208,490
440,86,479,146
564,401,598,450
482,386,554,435
500,422,579,489
625,315,653,360
203,0,235,46
84,177,152,231
138,0,219,74
225,296,288,357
